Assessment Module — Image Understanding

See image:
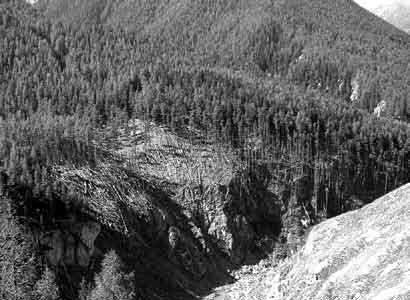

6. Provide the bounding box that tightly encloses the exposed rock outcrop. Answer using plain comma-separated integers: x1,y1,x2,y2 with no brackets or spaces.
20,119,283,298
350,73,360,102
374,100,387,117
279,183,410,300
204,183,410,300
39,221,100,267
111,120,282,265
201,167,281,264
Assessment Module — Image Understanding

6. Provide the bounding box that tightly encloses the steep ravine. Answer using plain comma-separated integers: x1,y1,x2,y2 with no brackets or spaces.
6,120,407,299
3,120,291,299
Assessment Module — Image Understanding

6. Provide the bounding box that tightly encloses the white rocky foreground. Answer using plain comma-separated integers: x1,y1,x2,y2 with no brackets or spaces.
205,183,410,300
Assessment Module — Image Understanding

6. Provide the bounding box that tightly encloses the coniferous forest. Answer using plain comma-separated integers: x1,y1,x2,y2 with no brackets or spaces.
0,0,409,299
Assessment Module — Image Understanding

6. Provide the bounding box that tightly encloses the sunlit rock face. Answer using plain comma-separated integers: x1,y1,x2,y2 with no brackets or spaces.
350,73,360,102
374,100,387,117
204,184,410,300
278,183,410,300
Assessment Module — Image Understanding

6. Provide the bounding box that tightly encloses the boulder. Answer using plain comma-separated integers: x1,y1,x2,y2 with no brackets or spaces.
374,100,387,117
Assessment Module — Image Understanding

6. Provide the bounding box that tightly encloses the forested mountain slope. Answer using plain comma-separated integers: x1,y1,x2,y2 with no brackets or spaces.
5,0,406,215
0,0,409,299
39,0,410,119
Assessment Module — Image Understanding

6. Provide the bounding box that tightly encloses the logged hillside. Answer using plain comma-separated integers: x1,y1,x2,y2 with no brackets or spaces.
0,0,410,299
1,118,288,299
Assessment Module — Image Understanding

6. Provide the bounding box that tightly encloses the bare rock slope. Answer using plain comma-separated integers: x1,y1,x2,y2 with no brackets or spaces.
205,183,410,300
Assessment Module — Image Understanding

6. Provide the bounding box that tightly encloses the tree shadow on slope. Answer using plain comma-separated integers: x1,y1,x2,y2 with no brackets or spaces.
85,164,285,299
1,151,287,299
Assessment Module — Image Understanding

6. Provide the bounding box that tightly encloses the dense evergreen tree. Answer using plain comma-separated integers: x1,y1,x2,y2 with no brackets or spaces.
87,251,136,300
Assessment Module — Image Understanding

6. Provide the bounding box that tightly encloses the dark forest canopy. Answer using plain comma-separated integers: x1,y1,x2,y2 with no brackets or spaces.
38,0,410,119
0,0,409,225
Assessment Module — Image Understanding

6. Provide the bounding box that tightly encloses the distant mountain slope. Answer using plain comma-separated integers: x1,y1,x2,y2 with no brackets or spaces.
374,2,410,34
204,183,410,300
38,0,410,119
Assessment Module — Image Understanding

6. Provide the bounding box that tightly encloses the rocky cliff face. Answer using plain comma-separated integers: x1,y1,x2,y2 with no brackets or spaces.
8,119,285,299
279,183,410,300
9,119,406,300
205,183,410,300
38,221,100,268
